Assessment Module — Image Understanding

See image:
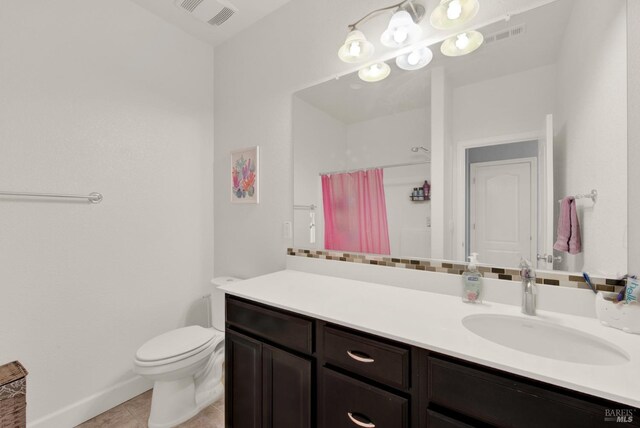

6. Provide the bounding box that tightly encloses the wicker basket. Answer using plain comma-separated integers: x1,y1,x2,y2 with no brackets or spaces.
0,361,28,428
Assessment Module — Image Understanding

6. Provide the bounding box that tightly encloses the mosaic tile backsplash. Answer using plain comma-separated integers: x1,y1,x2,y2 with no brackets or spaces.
287,248,626,293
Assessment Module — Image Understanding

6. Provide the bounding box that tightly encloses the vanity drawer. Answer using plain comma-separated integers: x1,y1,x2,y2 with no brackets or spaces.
323,325,410,390
321,368,408,428
226,297,313,354
427,356,622,428
427,410,476,428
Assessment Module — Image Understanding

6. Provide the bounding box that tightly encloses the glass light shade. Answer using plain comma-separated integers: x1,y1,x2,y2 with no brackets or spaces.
430,0,479,30
440,30,484,56
358,62,391,82
380,10,422,48
396,46,433,71
338,30,374,63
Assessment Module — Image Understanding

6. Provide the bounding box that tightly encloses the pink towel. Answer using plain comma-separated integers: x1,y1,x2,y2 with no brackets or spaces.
553,196,582,254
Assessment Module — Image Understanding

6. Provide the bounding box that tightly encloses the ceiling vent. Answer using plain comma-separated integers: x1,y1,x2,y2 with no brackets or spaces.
175,0,238,26
484,23,526,45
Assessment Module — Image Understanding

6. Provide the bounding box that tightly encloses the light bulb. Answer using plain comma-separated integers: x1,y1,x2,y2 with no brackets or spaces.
407,50,421,66
441,30,483,56
393,27,408,44
396,46,433,71
381,10,420,47
349,41,361,57
446,0,462,20
338,30,374,63
358,62,391,82
455,33,470,50
430,0,480,30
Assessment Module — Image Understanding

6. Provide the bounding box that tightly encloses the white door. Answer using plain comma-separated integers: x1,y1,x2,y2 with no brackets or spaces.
538,114,555,269
470,159,537,267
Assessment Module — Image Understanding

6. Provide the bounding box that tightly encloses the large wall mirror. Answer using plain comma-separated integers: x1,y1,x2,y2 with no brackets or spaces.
293,0,627,276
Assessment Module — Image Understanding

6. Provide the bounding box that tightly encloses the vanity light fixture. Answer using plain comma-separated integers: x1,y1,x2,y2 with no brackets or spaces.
440,30,484,56
338,30,375,63
338,0,425,63
430,0,480,30
396,45,433,70
358,62,391,82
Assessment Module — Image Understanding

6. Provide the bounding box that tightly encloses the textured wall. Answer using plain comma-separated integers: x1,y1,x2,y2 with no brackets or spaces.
554,0,627,275
629,0,640,273
627,0,640,273
0,0,214,424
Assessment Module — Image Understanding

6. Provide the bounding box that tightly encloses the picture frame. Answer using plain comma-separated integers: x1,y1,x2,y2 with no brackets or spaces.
230,146,259,204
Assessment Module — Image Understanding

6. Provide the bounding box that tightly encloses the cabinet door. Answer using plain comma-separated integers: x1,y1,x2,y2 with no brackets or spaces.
262,345,312,428
226,331,262,428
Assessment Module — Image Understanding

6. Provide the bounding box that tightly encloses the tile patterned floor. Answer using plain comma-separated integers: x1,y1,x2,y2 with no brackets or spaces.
75,390,224,428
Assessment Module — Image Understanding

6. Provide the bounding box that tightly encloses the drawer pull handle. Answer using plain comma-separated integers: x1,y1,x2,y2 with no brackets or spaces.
347,412,375,428
347,350,375,363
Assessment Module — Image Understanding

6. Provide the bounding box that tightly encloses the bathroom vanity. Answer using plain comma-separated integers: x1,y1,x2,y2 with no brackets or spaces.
222,271,640,428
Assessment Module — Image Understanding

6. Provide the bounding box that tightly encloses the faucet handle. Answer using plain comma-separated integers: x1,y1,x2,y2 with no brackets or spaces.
519,258,536,279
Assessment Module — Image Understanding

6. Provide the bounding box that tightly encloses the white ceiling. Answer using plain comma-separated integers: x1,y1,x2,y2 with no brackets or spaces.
130,0,293,46
296,0,575,124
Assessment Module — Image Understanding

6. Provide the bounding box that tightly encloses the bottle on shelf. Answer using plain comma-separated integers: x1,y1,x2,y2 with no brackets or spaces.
423,180,431,200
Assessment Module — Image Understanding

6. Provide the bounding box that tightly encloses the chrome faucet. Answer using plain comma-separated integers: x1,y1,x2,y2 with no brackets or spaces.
520,258,536,316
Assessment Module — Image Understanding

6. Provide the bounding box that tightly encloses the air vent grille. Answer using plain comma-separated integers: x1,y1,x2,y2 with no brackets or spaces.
484,24,526,45
208,7,235,26
179,0,205,13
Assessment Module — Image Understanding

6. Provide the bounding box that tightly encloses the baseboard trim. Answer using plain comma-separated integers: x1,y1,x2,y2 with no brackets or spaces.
28,375,153,428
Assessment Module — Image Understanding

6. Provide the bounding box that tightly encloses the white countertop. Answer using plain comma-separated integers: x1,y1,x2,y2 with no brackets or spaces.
219,269,640,408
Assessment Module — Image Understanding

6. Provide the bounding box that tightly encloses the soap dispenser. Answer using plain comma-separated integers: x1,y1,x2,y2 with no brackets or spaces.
462,253,483,303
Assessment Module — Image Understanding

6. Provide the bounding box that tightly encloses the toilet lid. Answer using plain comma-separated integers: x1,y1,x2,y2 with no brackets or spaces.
136,326,216,362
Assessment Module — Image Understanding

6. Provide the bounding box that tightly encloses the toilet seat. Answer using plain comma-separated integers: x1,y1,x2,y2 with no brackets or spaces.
135,326,223,367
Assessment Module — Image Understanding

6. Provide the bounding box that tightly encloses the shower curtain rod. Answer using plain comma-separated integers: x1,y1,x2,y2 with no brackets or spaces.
319,160,430,176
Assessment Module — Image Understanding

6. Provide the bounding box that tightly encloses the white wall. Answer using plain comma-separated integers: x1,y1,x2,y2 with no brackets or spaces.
0,1,214,425
382,165,432,258
554,0,627,275
345,108,430,169
451,65,557,142
292,97,347,249
628,0,640,273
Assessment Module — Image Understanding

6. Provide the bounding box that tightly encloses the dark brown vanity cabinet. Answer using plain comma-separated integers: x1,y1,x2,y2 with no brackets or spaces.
225,298,313,428
225,296,639,428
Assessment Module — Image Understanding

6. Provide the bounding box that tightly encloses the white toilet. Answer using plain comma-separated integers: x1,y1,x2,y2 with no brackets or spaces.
133,277,240,428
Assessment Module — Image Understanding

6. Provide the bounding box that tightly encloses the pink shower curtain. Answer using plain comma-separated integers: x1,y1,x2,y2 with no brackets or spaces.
321,168,391,255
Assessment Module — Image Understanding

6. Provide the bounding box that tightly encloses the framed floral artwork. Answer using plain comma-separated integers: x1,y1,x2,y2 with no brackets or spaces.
231,146,259,204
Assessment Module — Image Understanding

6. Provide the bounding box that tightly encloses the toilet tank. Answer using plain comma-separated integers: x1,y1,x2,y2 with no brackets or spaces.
210,277,241,331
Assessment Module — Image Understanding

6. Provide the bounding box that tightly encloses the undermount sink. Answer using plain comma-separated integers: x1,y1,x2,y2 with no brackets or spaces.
462,314,629,366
